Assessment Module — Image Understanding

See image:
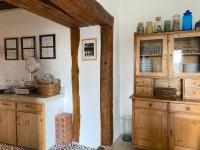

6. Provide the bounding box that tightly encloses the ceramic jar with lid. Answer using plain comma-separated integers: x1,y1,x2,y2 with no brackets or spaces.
137,22,144,34
154,16,162,33
172,14,180,31
145,21,153,34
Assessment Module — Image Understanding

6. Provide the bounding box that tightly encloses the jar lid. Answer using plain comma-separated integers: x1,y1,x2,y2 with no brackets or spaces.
184,10,192,15
156,16,161,21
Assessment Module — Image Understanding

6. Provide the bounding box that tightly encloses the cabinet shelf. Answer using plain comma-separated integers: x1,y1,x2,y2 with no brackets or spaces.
140,54,162,57
182,53,200,56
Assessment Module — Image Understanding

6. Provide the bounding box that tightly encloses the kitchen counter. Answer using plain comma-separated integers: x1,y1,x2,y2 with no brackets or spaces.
0,89,65,104
130,94,200,105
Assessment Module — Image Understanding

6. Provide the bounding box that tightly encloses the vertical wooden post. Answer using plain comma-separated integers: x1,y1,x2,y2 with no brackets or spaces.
100,25,113,146
70,28,80,142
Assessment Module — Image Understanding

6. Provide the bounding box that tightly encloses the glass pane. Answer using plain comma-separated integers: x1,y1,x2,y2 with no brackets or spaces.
140,39,163,73
173,37,200,73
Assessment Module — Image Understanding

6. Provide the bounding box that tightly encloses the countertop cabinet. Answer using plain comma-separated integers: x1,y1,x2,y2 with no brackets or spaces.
17,112,42,150
0,109,16,145
0,100,44,150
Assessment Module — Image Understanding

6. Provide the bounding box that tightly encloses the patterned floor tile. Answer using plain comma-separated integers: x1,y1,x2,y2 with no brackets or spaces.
49,142,96,150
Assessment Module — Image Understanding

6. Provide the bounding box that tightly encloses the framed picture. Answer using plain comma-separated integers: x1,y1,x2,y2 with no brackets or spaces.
39,34,56,59
4,38,19,60
82,38,97,60
21,36,36,60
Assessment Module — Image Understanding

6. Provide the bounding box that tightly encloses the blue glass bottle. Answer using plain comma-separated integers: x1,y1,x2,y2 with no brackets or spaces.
182,10,192,30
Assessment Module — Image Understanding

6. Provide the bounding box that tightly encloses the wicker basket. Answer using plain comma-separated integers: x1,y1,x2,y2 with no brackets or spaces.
37,83,60,96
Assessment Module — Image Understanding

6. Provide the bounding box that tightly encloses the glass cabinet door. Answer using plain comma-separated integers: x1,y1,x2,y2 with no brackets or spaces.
170,34,200,77
136,35,167,76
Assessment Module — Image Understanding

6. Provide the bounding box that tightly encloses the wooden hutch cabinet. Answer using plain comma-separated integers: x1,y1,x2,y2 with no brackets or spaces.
132,30,200,150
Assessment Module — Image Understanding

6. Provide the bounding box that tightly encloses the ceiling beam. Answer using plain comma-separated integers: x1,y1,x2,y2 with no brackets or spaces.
0,1,17,10
3,0,86,28
45,0,114,27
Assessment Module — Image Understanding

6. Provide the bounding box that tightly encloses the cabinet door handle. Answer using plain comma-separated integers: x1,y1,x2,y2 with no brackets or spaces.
1,103,11,106
149,103,152,107
186,107,190,110
25,104,34,109
164,54,167,60
170,129,173,136
170,54,173,60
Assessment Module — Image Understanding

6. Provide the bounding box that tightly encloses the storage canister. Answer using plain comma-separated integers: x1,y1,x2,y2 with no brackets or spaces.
182,10,192,30
172,14,180,31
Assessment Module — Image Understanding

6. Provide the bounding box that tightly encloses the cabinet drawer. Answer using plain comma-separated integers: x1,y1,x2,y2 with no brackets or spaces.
17,103,42,113
136,87,152,96
170,103,200,114
135,100,167,110
0,101,15,110
135,78,152,87
185,78,200,88
184,88,200,99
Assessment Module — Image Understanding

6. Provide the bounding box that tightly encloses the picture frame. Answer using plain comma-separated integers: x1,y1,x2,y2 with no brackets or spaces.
39,34,56,59
21,36,36,60
4,38,19,60
82,38,97,60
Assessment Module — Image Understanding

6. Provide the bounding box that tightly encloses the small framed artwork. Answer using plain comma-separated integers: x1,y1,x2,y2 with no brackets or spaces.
4,38,19,60
39,34,56,59
21,36,36,60
82,38,97,60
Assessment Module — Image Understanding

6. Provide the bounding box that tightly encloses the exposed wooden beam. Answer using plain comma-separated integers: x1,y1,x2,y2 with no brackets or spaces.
100,25,113,146
71,28,81,142
0,1,17,10
46,0,114,27
3,0,86,28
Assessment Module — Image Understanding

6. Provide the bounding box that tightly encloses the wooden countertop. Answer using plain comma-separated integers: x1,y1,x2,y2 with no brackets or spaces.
130,94,200,105
0,91,65,104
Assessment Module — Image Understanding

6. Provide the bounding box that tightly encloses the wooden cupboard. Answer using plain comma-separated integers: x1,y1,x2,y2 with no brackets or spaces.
133,99,200,150
132,30,200,150
0,110,16,145
0,100,44,150
135,30,200,78
17,112,42,149
134,108,167,150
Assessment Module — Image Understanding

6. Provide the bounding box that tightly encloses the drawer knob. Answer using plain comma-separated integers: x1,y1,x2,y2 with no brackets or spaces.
186,107,190,110
149,103,152,107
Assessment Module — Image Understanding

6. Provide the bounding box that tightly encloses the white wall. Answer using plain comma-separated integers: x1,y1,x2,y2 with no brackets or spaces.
79,26,101,147
0,9,71,89
118,0,200,116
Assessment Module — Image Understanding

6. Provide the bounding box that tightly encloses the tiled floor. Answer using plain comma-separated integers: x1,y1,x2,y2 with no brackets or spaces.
106,138,144,150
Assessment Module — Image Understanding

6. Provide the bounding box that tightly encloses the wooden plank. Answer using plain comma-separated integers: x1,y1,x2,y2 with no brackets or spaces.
4,0,85,28
46,0,114,26
100,25,113,146
70,28,80,142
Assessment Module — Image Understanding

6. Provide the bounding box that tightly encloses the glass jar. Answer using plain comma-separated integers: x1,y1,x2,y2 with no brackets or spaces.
172,14,180,31
164,20,171,32
121,115,132,142
137,22,144,34
182,10,192,30
154,16,162,33
145,21,153,34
